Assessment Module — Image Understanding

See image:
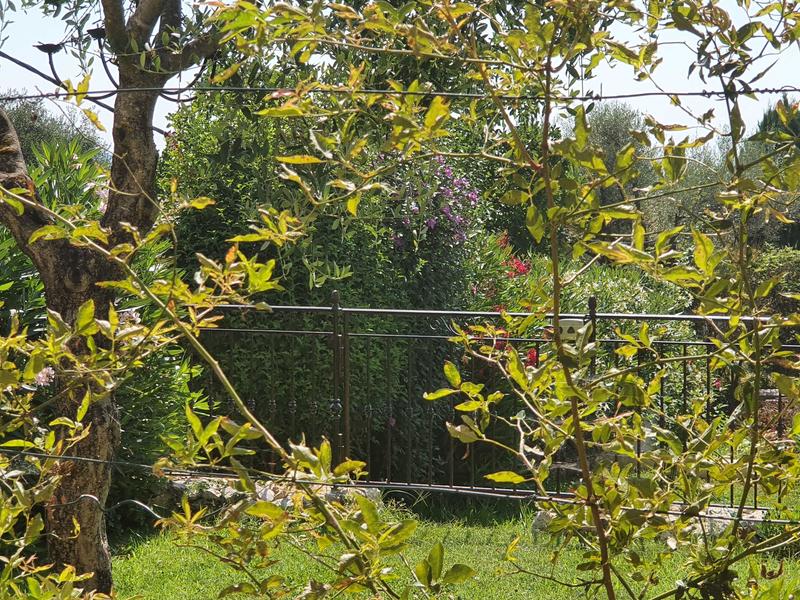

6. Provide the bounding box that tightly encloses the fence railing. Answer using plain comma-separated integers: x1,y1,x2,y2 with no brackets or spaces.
197,293,799,509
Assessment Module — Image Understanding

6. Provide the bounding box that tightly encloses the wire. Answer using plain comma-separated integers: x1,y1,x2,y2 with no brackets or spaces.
2,84,800,105
3,448,798,525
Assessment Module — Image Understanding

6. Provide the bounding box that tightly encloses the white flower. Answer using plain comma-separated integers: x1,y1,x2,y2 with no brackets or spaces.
34,367,55,387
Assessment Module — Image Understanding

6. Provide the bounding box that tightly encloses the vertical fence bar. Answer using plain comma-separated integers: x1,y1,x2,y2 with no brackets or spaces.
331,290,341,442
342,311,351,459
365,337,373,479
384,338,393,482
636,348,642,478
681,345,688,451
289,338,296,439
448,392,455,487
406,341,414,483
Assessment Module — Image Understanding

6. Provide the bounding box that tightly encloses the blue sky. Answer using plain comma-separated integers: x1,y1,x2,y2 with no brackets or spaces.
1,6,798,149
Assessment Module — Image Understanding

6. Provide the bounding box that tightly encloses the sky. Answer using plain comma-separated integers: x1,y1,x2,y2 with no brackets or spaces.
0,5,798,150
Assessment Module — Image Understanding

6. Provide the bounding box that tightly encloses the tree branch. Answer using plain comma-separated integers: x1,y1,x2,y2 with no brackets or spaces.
161,31,220,73
157,0,181,47
101,0,129,54
128,0,167,46
0,109,52,251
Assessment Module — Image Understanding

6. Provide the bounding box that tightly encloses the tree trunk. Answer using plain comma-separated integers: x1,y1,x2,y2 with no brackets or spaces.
1,76,161,593
42,83,161,594
0,0,216,586
45,395,119,593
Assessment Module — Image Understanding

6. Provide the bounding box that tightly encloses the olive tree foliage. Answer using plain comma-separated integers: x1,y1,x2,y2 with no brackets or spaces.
0,2,476,598
0,0,227,590
206,0,800,598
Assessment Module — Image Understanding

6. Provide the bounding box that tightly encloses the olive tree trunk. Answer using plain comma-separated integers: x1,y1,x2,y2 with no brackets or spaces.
0,82,161,593
0,0,218,588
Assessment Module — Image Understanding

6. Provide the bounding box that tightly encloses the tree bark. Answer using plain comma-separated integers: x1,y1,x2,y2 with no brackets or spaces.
0,80,161,594
0,1,218,591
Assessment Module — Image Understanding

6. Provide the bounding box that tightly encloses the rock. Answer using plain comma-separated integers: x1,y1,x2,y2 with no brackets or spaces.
531,509,555,533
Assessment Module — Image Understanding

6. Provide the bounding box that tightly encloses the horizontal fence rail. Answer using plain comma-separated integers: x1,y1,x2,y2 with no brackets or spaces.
195,293,800,511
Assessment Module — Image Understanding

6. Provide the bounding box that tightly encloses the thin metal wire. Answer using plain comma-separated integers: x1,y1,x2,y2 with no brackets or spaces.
3,84,800,105
3,449,798,525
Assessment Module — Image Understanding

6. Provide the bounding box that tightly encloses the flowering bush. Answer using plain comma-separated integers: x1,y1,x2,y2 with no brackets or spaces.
389,155,479,253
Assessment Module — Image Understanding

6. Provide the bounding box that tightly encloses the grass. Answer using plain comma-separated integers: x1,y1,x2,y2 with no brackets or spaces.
112,500,800,599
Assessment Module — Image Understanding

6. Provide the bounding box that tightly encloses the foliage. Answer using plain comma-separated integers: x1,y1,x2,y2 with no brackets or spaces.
210,0,800,598
0,92,107,165
752,244,800,317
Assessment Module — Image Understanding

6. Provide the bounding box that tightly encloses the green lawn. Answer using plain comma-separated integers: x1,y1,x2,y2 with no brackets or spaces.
112,505,800,599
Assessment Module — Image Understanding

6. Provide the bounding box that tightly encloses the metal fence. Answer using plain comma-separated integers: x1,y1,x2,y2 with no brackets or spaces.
197,293,799,509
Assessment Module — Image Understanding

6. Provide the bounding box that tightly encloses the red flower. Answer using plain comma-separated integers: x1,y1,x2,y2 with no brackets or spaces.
494,329,508,351
505,257,530,278
713,378,722,390
524,348,539,367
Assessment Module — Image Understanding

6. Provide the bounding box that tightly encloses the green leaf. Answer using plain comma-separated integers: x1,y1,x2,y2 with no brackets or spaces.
454,399,482,411
332,459,366,476
185,404,203,439
76,390,91,422
428,542,444,581
508,350,528,390
692,229,714,274
442,564,476,584
446,422,480,443
354,493,380,534
245,500,285,520
29,225,67,244
526,205,545,243
485,471,526,484
424,388,457,401
318,439,332,472
379,519,417,550
443,361,461,387
501,190,530,205
424,96,450,130
346,194,360,216
276,155,325,164
75,299,97,335
415,559,432,587
574,105,589,148
189,197,216,210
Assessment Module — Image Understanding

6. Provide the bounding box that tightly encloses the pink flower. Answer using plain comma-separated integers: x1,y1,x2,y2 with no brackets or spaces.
505,257,530,278
524,348,539,367
34,367,55,387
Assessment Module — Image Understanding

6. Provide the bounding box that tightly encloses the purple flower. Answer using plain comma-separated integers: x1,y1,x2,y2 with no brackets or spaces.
426,217,437,230
467,190,479,205
441,186,454,199
434,155,445,165
441,204,453,218
402,216,411,227
34,367,55,387
453,177,468,188
411,202,420,214
442,166,453,178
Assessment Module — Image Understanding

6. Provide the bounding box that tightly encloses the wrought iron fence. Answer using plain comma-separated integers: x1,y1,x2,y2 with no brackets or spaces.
196,293,799,509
